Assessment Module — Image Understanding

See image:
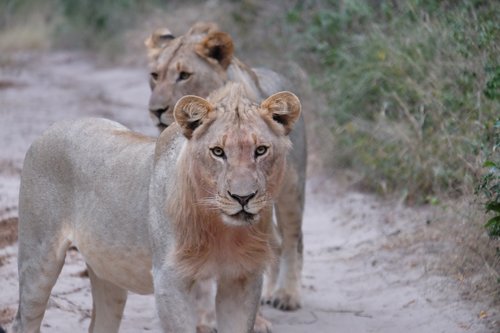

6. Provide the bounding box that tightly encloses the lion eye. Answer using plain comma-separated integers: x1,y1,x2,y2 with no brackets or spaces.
255,145,268,157
178,71,192,81
211,147,225,158
150,72,159,81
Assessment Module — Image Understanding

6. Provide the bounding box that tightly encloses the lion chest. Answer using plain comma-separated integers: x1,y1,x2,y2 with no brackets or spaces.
175,224,272,280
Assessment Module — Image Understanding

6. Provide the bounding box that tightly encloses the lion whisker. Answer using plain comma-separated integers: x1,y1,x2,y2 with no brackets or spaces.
196,198,218,207
199,185,219,197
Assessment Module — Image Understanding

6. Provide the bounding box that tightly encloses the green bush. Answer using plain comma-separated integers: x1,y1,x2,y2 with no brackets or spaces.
285,0,500,203
476,115,500,237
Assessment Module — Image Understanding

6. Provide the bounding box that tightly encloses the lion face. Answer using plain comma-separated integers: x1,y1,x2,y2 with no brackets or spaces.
145,23,233,131
174,84,301,227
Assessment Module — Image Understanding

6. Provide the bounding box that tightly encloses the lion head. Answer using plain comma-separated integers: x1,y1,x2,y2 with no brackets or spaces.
145,22,260,132
172,83,301,227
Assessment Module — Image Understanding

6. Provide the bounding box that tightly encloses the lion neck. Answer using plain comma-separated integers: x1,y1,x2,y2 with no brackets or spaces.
166,150,273,280
226,57,264,101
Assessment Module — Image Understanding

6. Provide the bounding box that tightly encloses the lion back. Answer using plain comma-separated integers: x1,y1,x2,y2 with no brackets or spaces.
253,67,292,97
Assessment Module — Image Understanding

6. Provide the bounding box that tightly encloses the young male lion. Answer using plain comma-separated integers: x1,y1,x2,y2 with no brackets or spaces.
12,83,301,333
145,22,307,312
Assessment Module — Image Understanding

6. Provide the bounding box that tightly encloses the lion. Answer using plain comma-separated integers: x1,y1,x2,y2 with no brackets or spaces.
144,22,307,312
11,83,301,333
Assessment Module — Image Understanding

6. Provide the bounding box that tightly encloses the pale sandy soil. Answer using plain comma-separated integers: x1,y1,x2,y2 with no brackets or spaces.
0,52,499,332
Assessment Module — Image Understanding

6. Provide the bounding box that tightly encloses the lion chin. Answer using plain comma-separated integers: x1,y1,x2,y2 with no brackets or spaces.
222,210,260,227
156,123,168,131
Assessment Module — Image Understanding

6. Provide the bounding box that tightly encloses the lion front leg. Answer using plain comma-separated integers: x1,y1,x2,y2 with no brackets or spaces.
154,266,197,333
215,273,263,333
192,279,217,333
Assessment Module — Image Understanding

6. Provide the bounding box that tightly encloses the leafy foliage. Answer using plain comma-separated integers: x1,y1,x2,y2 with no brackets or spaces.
283,0,500,204
476,121,500,237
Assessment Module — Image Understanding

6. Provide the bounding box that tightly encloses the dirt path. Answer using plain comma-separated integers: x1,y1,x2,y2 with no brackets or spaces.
0,52,497,332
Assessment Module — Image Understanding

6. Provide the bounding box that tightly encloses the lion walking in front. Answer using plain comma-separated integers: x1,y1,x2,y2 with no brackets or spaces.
12,84,301,333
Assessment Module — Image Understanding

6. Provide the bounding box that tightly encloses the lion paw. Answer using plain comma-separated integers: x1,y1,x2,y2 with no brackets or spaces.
196,324,217,333
260,293,273,305
254,313,272,333
268,288,301,311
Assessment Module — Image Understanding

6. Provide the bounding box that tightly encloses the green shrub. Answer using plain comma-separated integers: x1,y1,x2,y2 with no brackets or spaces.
284,0,500,203
476,116,500,237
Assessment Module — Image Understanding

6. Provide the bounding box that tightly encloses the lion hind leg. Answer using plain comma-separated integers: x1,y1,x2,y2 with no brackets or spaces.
12,233,71,333
272,186,304,311
87,265,127,333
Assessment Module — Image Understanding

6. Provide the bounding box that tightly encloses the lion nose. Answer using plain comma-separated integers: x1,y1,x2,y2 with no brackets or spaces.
150,106,169,120
228,191,257,207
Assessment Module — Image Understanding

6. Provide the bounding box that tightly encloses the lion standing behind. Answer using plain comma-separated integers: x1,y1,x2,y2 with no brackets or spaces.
144,22,307,313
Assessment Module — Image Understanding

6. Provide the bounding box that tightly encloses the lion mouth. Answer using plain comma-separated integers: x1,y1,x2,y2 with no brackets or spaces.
230,210,257,224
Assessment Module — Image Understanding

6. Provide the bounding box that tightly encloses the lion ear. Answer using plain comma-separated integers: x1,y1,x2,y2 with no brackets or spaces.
261,92,301,135
144,27,175,63
174,95,213,139
187,21,220,36
196,31,234,70
145,27,175,49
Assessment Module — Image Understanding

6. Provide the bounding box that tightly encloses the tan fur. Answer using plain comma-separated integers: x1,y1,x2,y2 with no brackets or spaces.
113,129,156,143
145,22,308,314
13,85,300,333
195,31,234,69
144,27,175,66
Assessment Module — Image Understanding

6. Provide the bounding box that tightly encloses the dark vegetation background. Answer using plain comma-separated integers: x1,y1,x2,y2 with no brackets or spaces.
1,0,499,295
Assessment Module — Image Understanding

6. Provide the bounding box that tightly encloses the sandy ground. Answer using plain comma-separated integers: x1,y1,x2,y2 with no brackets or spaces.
0,52,499,332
